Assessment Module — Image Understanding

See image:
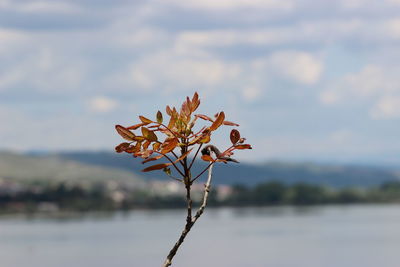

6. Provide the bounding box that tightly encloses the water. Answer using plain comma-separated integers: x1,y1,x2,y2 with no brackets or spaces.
1,205,400,267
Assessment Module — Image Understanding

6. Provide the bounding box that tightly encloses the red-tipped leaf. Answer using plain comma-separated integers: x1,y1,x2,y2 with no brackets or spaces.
223,121,240,126
139,116,153,124
209,112,225,131
235,144,252,149
230,129,240,144
142,163,172,172
201,154,214,162
115,125,136,141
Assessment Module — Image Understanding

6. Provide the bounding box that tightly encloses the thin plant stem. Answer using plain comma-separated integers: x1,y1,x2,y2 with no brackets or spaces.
188,144,203,170
162,162,214,267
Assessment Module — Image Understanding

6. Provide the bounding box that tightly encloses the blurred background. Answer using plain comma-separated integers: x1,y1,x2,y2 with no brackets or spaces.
1,0,400,266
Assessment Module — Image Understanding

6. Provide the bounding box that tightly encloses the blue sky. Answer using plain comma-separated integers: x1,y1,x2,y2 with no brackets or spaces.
1,0,400,164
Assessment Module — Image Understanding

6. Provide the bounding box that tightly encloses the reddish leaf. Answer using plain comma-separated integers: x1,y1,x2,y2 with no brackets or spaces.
235,144,252,150
174,148,193,163
230,129,240,144
152,142,161,151
139,116,153,124
201,154,214,162
141,127,158,142
115,125,136,141
156,111,163,124
125,145,138,153
195,114,213,122
127,123,146,130
191,92,200,112
167,114,176,129
115,142,130,153
141,149,153,158
142,163,172,172
223,121,240,126
142,140,151,150
142,154,164,164
161,137,179,154
209,112,225,131
133,141,142,152
186,97,192,113
166,105,172,116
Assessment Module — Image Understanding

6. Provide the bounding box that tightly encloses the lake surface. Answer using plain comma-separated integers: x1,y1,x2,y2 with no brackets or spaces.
1,204,400,267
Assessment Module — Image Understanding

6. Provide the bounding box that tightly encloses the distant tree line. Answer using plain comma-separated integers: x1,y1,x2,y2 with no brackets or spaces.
223,181,400,206
1,180,400,213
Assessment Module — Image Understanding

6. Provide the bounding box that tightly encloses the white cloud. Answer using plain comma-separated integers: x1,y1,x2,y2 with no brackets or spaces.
89,96,118,113
176,29,292,48
251,51,323,85
112,28,169,47
175,18,400,51
267,51,323,85
0,29,28,53
1,0,81,14
117,50,242,92
163,0,294,10
383,19,400,38
0,48,87,92
370,96,400,119
330,129,354,144
319,90,340,105
242,86,262,102
320,64,400,104
340,0,363,9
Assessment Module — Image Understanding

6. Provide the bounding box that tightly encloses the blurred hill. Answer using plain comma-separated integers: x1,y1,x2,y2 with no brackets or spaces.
0,151,147,188
55,151,400,188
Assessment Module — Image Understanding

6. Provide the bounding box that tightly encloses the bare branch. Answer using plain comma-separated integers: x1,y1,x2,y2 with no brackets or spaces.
191,162,214,183
163,161,214,267
192,163,214,223
188,143,203,171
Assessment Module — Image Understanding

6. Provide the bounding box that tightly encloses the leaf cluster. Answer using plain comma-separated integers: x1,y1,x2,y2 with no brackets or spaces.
115,92,252,182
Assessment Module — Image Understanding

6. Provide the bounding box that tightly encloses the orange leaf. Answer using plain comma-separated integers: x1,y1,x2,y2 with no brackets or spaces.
223,121,239,126
142,163,172,172
166,105,172,116
201,154,214,162
127,123,146,130
195,114,213,122
139,116,153,124
230,129,240,144
125,145,138,153
152,142,161,151
142,140,151,150
191,92,200,112
142,154,165,164
115,125,136,141
167,114,176,129
141,127,158,142
115,142,130,153
133,136,145,142
235,144,252,149
161,137,179,154
209,112,225,131
174,148,194,163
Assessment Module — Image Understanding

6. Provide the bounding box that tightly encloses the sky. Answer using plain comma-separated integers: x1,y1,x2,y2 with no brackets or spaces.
1,0,400,164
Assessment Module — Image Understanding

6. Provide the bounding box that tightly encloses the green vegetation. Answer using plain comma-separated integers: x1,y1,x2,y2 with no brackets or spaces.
225,181,400,206
1,180,400,213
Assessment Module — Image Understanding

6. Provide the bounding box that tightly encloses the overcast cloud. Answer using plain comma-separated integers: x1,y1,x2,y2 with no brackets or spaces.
1,0,400,164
